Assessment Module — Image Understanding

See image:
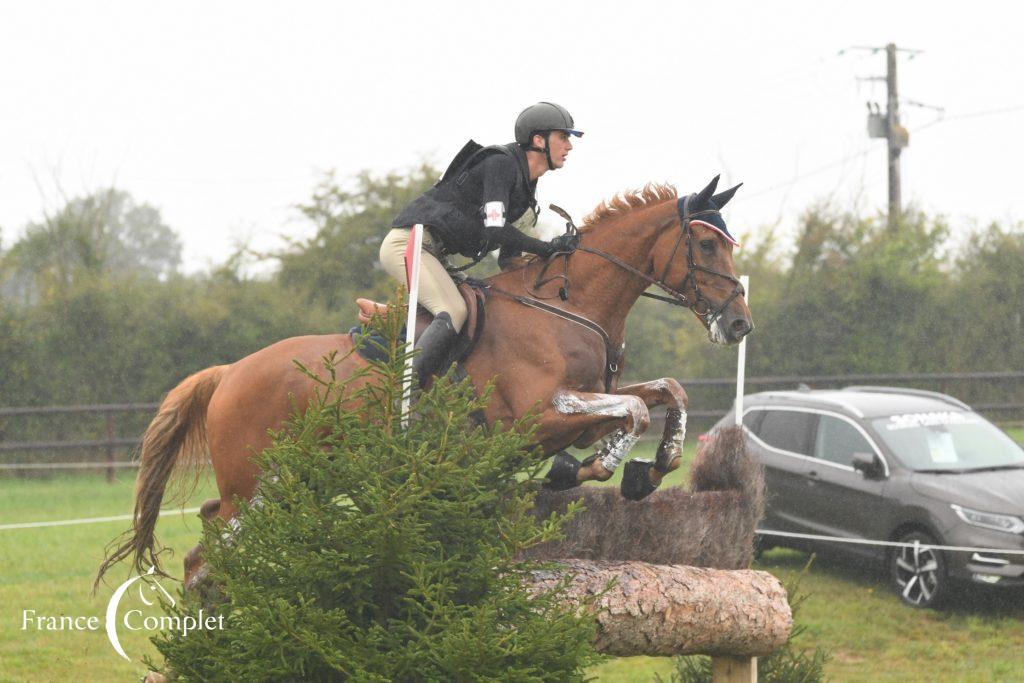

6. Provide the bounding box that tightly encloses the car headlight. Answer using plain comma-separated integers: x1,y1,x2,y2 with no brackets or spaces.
951,504,1024,534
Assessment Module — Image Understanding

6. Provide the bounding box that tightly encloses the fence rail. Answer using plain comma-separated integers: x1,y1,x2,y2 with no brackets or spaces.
0,402,158,417
2,372,1022,475
0,403,157,478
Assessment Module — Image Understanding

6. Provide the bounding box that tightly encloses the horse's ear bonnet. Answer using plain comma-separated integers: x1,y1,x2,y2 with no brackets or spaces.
683,175,742,247
694,175,720,207
711,183,742,209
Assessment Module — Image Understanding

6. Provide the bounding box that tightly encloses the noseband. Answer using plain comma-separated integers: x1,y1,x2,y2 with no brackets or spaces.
571,194,746,324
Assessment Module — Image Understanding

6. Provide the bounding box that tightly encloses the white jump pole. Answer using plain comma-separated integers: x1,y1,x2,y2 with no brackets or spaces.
401,224,424,426
735,275,750,427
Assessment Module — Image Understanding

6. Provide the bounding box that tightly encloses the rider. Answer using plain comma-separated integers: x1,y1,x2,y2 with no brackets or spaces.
380,102,583,386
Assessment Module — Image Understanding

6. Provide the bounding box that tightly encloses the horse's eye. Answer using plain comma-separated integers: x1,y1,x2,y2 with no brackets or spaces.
699,239,716,255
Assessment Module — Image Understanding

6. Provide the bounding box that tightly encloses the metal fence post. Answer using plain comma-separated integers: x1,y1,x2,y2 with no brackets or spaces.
106,412,115,483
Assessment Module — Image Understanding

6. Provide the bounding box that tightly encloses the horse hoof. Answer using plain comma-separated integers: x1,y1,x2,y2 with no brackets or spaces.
543,451,582,491
621,459,659,500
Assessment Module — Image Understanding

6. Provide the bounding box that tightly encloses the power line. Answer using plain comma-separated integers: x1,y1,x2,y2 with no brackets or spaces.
738,101,1024,203
912,103,1024,133
734,142,885,203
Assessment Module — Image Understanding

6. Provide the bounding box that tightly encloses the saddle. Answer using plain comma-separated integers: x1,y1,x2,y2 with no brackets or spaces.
352,281,488,369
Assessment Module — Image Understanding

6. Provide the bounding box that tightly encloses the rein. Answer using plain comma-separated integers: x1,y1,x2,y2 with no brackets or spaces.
550,197,745,323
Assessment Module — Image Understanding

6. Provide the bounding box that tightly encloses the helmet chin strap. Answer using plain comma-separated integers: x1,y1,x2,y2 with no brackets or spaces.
527,132,556,171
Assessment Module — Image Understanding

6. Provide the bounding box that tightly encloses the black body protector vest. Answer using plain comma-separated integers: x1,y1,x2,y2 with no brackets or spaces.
391,141,550,260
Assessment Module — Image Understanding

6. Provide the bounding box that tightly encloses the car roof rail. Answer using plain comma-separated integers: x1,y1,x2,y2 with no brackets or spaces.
840,385,970,410
759,390,865,417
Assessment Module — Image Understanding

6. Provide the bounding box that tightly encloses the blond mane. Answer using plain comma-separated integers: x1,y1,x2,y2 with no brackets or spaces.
580,183,678,231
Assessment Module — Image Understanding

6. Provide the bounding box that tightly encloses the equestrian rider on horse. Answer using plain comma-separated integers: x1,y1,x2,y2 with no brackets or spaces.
379,102,584,386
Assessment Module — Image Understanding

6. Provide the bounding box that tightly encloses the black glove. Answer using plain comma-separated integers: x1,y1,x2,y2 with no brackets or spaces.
548,233,579,254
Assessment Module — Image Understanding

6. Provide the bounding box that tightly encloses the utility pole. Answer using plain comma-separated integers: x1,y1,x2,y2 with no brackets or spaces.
885,44,903,227
848,43,918,227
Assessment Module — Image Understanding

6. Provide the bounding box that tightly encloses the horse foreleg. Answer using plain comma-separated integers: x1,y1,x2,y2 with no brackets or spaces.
612,379,689,489
545,390,650,487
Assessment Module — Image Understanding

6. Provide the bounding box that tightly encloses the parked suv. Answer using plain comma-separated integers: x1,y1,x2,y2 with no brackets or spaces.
713,386,1024,607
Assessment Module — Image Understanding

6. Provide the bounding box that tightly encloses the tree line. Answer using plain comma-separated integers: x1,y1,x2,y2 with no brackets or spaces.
1,168,1021,423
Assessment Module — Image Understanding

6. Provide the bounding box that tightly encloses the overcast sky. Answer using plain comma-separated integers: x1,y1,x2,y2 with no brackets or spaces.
2,1,1022,272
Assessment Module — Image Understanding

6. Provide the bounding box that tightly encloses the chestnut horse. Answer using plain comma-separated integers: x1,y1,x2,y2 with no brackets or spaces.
96,176,752,586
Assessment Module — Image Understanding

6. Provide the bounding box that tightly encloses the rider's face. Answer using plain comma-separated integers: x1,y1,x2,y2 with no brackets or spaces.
544,130,573,169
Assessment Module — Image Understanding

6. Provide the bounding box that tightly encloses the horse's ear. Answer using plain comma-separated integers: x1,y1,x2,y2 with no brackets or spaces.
695,175,720,207
711,183,743,208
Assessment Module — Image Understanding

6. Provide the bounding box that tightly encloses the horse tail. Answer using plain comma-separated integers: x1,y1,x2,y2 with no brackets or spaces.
95,364,227,589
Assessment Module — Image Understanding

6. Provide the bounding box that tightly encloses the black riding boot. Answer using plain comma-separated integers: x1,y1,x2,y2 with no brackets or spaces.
412,312,459,388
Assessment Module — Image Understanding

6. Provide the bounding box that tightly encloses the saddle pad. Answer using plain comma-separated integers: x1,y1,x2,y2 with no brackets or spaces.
349,324,403,364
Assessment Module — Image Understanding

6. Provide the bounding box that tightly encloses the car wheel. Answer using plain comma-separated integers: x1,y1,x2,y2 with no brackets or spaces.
891,530,948,608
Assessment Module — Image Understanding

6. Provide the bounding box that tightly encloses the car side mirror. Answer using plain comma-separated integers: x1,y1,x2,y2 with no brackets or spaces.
852,452,883,478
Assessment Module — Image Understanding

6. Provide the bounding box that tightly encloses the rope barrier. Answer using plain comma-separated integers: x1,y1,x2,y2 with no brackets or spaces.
757,528,1024,556
4,512,1021,562
0,507,201,531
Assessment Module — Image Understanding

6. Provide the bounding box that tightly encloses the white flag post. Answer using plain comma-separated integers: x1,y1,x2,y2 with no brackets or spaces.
401,224,424,427
735,275,750,427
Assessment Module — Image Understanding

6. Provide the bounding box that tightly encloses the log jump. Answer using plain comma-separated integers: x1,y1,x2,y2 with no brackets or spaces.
525,427,790,681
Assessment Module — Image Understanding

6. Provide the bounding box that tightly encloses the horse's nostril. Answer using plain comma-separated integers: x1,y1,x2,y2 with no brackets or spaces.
731,319,752,338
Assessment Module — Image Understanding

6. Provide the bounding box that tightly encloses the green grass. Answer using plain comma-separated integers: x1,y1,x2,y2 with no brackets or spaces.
750,549,1024,682
3,430,1024,681
0,472,218,682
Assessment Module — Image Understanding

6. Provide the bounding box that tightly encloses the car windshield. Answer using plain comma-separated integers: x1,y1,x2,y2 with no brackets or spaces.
870,411,1024,472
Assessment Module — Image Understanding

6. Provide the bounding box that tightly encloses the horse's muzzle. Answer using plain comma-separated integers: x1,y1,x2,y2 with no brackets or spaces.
712,313,753,345
729,318,753,342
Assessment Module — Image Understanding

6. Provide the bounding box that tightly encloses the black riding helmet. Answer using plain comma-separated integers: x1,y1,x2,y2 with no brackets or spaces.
514,102,584,170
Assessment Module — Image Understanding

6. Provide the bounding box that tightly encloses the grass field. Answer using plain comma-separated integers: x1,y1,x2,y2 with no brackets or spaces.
2,434,1023,681
0,471,219,682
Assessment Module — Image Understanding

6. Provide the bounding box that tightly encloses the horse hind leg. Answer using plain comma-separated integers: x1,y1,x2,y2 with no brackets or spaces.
182,498,224,591
199,497,221,520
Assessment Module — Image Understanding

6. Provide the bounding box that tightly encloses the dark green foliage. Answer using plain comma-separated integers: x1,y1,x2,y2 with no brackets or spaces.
664,557,829,683
1,175,1023,447
942,221,1024,373
275,164,440,318
147,305,599,681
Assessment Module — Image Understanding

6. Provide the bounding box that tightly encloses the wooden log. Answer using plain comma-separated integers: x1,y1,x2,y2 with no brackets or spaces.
528,560,791,658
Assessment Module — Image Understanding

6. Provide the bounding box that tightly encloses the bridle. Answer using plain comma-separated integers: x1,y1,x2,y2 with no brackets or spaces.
547,195,746,325
486,195,746,391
